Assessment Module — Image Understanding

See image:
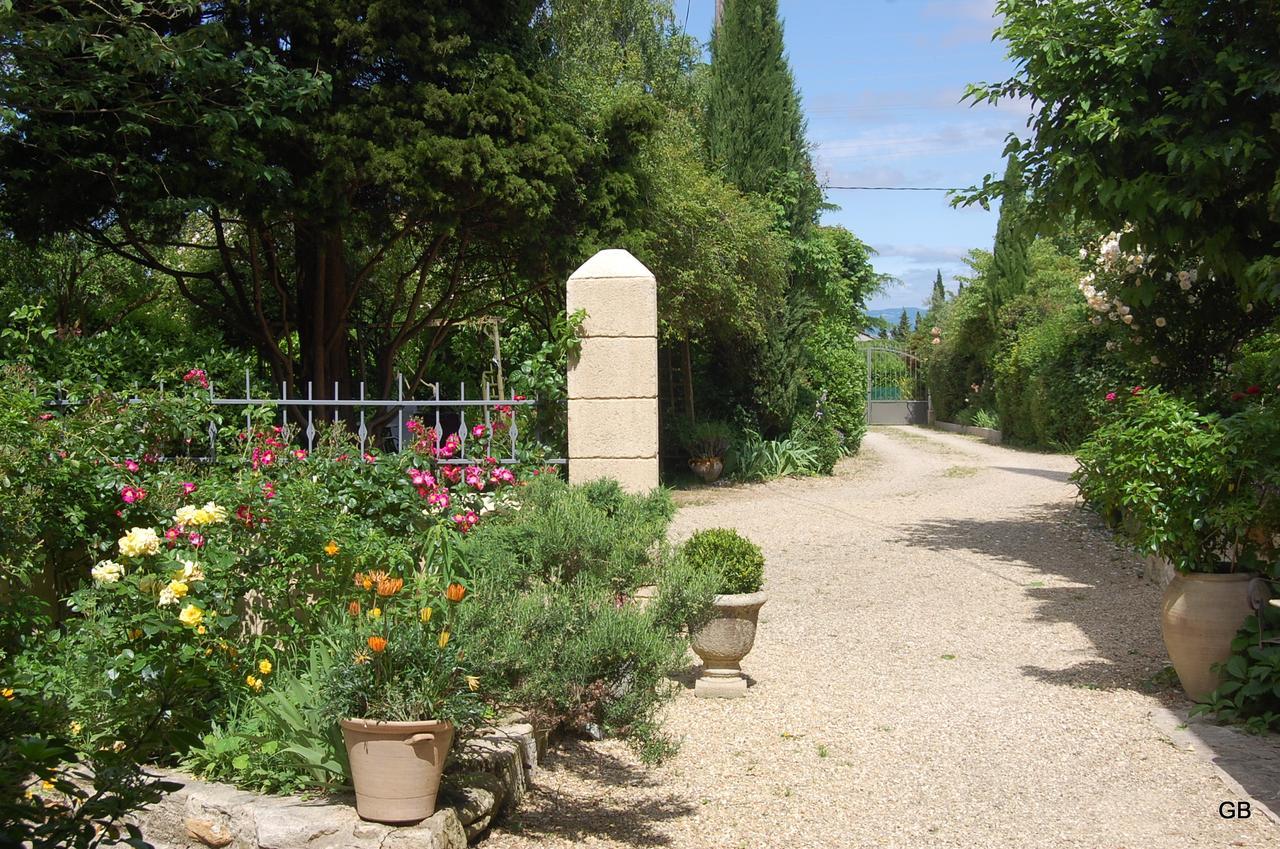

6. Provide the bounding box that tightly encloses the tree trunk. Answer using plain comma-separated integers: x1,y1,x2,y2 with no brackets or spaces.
295,223,351,401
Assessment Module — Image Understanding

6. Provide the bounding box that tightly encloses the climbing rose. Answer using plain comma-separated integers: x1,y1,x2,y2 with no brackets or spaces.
1105,392,1117,402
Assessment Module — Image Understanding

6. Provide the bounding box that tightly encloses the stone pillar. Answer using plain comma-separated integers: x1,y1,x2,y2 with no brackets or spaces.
566,249,658,493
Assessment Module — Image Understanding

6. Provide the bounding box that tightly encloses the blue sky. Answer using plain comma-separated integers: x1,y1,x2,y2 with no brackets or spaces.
678,0,1029,311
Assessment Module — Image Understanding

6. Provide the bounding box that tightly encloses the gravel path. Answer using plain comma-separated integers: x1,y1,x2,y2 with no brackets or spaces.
486,427,1279,848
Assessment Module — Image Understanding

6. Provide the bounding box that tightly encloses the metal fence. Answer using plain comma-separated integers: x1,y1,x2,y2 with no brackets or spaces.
47,370,564,465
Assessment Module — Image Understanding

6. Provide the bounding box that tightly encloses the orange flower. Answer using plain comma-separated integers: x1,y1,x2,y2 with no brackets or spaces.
376,576,404,597
366,570,389,586
353,572,368,590
445,582,467,603
325,540,340,556
348,600,361,617
367,635,388,653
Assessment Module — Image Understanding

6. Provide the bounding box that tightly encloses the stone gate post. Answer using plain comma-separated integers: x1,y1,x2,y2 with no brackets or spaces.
566,249,659,493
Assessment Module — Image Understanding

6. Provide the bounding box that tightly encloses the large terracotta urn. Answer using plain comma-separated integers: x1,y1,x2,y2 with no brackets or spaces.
690,591,766,698
340,718,454,824
1160,573,1260,702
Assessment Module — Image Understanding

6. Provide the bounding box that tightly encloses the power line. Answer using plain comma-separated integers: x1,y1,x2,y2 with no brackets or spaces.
822,185,961,192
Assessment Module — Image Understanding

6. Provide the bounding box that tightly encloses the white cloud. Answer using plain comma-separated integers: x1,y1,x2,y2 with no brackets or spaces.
816,121,1014,164
873,243,972,265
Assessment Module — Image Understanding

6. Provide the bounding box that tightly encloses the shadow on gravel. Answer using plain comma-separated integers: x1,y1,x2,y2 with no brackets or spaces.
992,465,1074,483
891,503,1177,697
499,738,694,845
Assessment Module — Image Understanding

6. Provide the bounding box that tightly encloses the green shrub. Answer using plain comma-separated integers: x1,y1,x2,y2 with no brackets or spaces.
1074,388,1240,572
728,430,820,481
456,478,706,754
792,407,841,475
805,319,867,452
674,418,733,460
680,528,765,595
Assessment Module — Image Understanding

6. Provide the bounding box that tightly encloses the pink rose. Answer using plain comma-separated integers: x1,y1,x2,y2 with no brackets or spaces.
187,532,205,548
181,481,197,495
1105,392,1117,402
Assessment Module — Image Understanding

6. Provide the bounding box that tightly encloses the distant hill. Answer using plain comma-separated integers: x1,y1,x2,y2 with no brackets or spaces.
866,307,926,322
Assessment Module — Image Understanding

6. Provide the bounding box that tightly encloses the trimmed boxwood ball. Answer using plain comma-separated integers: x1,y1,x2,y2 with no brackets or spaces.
681,528,764,595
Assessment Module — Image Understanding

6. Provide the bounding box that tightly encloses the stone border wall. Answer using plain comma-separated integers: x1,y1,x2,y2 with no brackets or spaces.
135,723,541,849
933,421,1003,445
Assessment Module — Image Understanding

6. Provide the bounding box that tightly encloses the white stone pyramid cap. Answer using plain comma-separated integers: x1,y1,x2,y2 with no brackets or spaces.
568,249,653,281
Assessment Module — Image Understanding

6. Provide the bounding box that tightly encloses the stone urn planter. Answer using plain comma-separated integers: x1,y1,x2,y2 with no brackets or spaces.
688,457,724,484
1160,572,1263,702
341,718,454,825
690,591,767,698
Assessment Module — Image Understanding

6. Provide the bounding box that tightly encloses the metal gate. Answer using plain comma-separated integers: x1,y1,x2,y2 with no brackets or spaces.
865,345,930,425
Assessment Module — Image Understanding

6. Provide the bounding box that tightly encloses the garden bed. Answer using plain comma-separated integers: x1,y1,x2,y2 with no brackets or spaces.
135,721,541,849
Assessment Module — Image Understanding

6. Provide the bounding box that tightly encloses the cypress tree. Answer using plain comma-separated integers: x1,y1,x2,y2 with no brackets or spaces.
705,0,820,232
931,270,947,313
894,309,910,340
989,155,1031,326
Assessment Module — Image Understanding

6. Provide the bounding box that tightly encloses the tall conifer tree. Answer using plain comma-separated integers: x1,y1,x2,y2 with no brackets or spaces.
989,155,1032,326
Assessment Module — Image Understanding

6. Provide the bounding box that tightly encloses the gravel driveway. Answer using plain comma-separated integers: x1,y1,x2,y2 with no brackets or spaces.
485,426,1279,848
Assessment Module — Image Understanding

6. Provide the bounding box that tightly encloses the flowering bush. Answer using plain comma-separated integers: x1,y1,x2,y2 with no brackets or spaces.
321,566,483,726
1077,230,1274,389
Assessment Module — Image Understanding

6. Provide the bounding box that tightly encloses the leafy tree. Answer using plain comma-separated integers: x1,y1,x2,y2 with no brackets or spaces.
963,0,1280,307
0,1,654,397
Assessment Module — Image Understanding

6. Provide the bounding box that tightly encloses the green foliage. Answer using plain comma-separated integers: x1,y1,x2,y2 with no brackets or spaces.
804,320,867,453
968,409,1000,431
964,0,1280,305
185,640,349,794
989,155,1032,324
792,405,842,476
1073,388,1273,573
927,251,998,422
680,528,765,596
728,430,820,482
675,419,733,460
1193,609,1280,732
456,478,707,752
705,0,820,232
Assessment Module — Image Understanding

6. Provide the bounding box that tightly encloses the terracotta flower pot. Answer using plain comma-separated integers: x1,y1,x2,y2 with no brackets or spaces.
690,591,766,697
689,457,724,484
340,718,454,824
1160,572,1261,702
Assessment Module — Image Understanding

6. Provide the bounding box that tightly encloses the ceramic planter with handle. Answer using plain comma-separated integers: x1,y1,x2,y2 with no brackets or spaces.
340,718,454,824
1160,572,1267,702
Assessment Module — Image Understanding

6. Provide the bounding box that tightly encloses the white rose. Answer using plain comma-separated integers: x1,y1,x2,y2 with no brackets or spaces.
91,560,125,584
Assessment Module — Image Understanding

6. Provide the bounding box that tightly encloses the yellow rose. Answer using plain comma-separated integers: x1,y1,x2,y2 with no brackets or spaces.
324,540,340,556
177,604,204,628
69,721,83,736
369,607,382,619
258,659,272,675
245,674,263,692
174,505,199,526
174,559,205,582
118,527,160,558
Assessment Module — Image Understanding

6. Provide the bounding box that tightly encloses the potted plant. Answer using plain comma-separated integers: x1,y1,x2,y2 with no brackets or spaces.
324,571,483,824
676,419,733,484
1075,387,1272,701
682,528,766,698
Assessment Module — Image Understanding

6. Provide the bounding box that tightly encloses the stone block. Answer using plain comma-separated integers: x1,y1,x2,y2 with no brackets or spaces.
567,398,657,459
568,457,659,493
693,675,748,699
567,250,657,338
567,336,657,400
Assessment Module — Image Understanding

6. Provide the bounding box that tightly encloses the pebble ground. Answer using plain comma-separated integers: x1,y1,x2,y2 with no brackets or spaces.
485,427,1279,849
